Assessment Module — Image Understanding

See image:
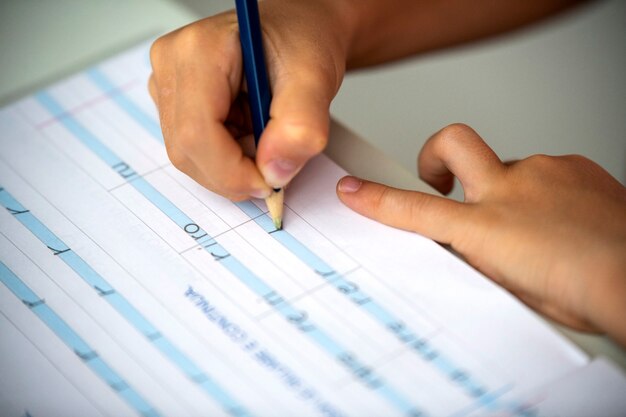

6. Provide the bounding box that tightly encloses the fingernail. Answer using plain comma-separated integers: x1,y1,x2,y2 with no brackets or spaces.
250,188,271,199
338,176,362,193
264,158,299,187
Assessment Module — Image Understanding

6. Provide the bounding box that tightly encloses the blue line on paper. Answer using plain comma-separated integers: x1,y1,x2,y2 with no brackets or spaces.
36,92,123,167
234,200,494,399
448,384,516,417
87,68,164,143
185,285,347,417
0,262,161,417
0,186,253,417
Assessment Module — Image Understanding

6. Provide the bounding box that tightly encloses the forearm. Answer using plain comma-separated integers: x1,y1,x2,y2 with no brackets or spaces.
341,0,589,69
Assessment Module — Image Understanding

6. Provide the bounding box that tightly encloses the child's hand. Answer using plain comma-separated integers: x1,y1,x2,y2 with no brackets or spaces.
337,123,626,345
148,1,352,200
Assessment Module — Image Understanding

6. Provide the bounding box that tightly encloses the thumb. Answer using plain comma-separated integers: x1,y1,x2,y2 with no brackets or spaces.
256,70,334,188
336,176,468,244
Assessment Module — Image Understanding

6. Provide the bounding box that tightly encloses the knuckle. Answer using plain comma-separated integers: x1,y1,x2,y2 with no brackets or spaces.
147,75,157,100
176,16,237,49
166,145,190,172
437,123,475,141
370,186,393,213
164,126,201,173
174,123,203,151
283,122,328,156
524,153,555,168
175,17,241,81
176,24,205,49
306,128,328,155
520,154,579,183
431,123,478,157
149,36,167,67
216,12,241,37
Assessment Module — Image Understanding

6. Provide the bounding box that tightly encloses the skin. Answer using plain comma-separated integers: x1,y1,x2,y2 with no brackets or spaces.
337,124,626,346
149,0,351,199
149,0,626,344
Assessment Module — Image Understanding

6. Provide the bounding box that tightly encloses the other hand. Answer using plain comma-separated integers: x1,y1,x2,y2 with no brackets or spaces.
337,123,626,345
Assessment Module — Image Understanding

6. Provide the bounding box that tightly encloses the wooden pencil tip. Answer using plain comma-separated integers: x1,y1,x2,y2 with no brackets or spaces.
265,188,284,231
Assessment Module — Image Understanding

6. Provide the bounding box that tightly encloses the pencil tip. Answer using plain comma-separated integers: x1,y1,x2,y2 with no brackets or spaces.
266,188,284,231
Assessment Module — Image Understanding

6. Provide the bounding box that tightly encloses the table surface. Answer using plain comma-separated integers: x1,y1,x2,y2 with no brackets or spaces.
1,0,624,370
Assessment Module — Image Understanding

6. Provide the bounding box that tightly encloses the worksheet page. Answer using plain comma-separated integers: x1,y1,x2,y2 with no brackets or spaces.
0,43,623,417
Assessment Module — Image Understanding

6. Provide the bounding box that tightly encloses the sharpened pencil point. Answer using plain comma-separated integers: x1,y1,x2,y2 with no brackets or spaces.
265,188,284,231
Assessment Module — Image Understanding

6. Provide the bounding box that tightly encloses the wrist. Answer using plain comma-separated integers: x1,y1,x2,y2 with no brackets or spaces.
338,0,427,69
260,0,354,97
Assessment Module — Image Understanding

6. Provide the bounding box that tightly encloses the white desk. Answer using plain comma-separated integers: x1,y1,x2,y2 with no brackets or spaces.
1,0,624,370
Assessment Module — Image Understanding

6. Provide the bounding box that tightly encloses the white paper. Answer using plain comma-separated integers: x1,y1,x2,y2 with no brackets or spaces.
538,357,626,417
0,42,623,417
475,358,626,417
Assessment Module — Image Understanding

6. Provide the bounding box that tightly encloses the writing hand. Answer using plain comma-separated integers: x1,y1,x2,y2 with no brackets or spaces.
149,1,350,200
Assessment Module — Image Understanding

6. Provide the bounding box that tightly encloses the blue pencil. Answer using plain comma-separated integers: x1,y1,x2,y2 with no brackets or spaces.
235,0,284,229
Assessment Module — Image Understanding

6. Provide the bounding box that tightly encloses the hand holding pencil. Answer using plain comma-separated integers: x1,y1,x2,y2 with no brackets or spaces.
234,0,283,229
148,0,347,213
